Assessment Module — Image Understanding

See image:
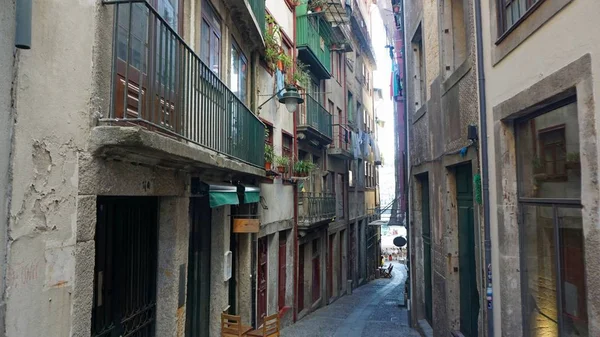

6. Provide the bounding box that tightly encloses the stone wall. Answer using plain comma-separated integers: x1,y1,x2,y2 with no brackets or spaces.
404,0,484,335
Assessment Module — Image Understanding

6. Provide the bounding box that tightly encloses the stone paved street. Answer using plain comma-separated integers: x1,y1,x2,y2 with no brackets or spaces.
281,263,420,337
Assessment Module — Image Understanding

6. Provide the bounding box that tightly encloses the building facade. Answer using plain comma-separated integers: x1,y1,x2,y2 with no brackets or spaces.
386,0,600,336
392,0,487,335
481,0,600,336
0,0,379,336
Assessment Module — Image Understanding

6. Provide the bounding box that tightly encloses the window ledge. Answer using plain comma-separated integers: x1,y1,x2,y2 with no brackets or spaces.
491,0,573,65
495,0,546,45
442,58,472,94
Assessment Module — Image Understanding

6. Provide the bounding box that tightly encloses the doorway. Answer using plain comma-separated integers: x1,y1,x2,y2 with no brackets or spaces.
456,164,479,337
92,197,159,337
257,236,268,321
186,196,212,337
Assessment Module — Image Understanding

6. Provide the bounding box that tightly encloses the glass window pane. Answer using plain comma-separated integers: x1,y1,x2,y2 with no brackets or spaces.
211,33,220,75
521,204,559,336
558,207,588,336
516,102,580,198
240,58,247,103
201,20,210,64
230,46,239,96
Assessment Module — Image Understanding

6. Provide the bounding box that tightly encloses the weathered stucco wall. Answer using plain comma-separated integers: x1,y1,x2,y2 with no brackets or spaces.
481,0,600,335
4,0,98,335
0,1,16,332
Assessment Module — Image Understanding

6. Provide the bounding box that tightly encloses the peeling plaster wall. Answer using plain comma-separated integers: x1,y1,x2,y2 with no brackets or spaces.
4,0,98,335
0,1,16,332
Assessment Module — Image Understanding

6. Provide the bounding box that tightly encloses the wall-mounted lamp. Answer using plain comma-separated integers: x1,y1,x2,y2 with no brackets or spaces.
258,85,304,113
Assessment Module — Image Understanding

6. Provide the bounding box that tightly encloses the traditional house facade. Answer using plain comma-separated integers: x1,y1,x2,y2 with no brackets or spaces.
396,0,487,335
481,0,600,336
0,0,380,336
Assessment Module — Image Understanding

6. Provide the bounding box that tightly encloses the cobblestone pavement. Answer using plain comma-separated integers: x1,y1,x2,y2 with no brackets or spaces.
281,262,420,337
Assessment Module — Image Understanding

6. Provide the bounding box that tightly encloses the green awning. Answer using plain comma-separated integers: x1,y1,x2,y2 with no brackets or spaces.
244,186,260,204
209,185,240,208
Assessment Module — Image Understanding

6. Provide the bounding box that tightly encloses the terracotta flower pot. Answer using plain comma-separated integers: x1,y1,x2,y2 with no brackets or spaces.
277,166,286,173
265,162,272,170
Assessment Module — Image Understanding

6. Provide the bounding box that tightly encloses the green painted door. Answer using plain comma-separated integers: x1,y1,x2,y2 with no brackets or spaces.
456,165,479,337
420,175,433,324
186,197,212,337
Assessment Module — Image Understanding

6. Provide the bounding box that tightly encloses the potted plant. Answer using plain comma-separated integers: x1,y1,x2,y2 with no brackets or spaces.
264,144,274,170
293,160,316,177
309,0,325,12
278,52,293,73
275,156,289,173
291,60,310,87
264,14,281,70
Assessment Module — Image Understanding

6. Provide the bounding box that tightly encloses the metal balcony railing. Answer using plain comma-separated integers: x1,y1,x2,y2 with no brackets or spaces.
103,0,265,168
299,94,333,139
296,8,332,72
298,193,336,225
248,0,266,36
333,124,350,151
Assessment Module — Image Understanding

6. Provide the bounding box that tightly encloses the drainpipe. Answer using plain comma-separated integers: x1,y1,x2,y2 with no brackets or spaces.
473,0,493,336
15,0,32,49
293,2,299,323
396,0,412,327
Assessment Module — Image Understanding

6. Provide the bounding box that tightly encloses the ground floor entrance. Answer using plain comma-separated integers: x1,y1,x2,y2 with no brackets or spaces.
456,165,479,337
185,196,212,337
92,197,159,337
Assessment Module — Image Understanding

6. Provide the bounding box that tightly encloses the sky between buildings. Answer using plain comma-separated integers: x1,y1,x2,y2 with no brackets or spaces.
371,5,396,209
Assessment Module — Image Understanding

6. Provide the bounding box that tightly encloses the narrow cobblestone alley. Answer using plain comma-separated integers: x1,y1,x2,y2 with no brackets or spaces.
282,263,420,337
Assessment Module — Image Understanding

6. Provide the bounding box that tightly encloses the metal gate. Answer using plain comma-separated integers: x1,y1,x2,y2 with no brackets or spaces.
186,196,212,337
92,197,159,337
257,237,268,321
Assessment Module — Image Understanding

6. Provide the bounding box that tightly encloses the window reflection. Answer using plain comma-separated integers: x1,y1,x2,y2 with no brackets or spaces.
522,205,559,336
516,102,581,199
558,208,588,336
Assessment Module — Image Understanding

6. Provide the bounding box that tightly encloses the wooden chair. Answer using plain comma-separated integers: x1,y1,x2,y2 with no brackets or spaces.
221,313,253,337
246,313,280,337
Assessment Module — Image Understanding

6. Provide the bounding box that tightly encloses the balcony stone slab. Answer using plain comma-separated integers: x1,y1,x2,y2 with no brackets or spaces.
90,126,265,178
222,0,264,49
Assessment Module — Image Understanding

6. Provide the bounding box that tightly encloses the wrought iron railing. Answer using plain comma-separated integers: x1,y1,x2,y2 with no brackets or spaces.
102,0,265,168
296,5,332,72
248,0,266,36
299,94,333,139
298,193,336,225
333,124,350,151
